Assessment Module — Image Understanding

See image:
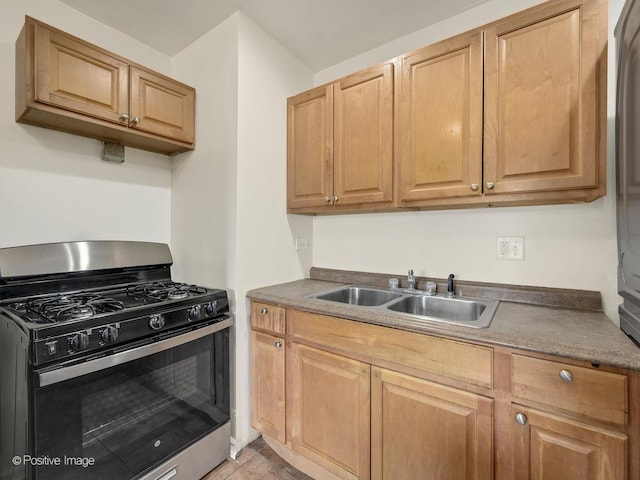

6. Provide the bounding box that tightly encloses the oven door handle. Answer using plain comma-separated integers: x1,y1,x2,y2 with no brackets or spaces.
37,318,232,387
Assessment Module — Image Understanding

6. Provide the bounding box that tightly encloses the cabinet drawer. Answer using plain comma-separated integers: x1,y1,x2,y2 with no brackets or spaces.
290,310,493,388
251,302,286,334
512,355,627,426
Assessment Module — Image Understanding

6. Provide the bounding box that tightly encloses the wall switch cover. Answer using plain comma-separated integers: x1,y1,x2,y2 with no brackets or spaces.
497,236,524,260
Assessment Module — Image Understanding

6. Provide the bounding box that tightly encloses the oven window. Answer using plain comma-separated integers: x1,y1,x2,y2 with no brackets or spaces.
32,329,229,480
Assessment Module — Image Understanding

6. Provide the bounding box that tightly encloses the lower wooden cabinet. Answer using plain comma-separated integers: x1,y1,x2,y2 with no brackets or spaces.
249,303,637,480
510,405,627,480
371,367,493,480
251,331,286,442
289,343,370,480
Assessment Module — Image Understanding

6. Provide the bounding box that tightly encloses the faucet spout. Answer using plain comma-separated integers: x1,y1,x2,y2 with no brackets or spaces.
446,274,455,298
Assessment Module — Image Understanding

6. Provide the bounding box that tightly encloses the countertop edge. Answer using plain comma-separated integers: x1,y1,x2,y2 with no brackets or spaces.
247,279,640,372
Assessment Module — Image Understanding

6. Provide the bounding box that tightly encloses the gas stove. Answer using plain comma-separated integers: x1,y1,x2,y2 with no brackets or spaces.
0,241,229,365
0,240,232,480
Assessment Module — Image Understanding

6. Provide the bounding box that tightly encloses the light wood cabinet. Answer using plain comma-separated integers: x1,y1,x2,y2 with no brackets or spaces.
511,355,627,426
483,0,606,202
510,405,627,480
248,302,639,479
371,367,493,480
287,0,606,213
250,302,286,443
16,16,195,155
396,29,483,203
251,330,286,443
287,62,394,213
289,343,370,480
508,354,630,480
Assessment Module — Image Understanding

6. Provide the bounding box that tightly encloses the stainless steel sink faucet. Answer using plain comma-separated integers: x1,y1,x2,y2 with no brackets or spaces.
407,269,416,291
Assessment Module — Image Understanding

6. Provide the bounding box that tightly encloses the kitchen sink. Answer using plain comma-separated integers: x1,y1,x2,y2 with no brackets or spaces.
310,286,404,306
386,294,498,328
308,285,499,328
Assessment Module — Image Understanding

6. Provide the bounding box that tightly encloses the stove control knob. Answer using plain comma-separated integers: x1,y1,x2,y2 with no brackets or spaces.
149,314,166,330
101,325,119,344
205,301,217,316
188,305,201,321
70,332,90,352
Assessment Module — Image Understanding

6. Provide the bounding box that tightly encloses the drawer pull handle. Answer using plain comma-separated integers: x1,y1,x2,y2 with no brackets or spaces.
515,412,528,425
559,369,573,383
274,341,283,349
261,308,268,315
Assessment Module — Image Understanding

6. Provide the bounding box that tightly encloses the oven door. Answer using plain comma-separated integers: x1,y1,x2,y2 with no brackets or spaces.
30,319,231,480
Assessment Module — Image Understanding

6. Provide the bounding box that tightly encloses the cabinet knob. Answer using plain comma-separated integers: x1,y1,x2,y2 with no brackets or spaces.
486,182,495,190
274,340,283,349
559,369,574,383
120,113,130,121
333,196,339,203
470,183,479,191
131,116,140,125
260,308,268,315
324,196,331,203
515,412,528,425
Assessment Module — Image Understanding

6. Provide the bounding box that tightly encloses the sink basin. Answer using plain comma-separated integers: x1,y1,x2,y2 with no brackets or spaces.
308,285,499,328
310,286,403,306
386,295,498,328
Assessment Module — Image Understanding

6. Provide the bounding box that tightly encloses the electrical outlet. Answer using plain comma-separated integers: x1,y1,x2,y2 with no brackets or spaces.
295,238,309,250
496,236,524,261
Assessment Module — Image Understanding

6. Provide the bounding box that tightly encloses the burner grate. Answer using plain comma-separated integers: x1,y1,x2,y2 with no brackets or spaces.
127,282,208,302
27,293,125,323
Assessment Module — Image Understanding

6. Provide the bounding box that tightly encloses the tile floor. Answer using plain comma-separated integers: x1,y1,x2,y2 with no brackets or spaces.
202,436,313,480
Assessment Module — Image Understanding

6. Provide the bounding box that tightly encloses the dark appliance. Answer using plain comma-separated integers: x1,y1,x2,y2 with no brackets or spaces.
617,0,640,345
0,241,232,480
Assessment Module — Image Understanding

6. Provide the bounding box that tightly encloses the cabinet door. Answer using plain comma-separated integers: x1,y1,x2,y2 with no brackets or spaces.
289,343,370,480
397,30,483,202
251,331,286,443
129,66,195,144
287,85,334,210
333,63,394,206
371,367,493,480
510,405,627,480
484,0,605,196
33,23,129,125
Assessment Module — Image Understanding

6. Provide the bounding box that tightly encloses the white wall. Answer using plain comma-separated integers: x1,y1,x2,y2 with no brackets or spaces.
170,11,313,453
170,14,240,290
235,12,313,451
310,0,625,322
0,0,174,249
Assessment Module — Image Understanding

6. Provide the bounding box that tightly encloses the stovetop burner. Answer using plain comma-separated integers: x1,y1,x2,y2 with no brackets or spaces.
24,293,126,323
127,281,209,302
3,281,218,326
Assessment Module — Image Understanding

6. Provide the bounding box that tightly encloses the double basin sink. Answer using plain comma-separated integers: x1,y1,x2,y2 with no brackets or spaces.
307,285,499,328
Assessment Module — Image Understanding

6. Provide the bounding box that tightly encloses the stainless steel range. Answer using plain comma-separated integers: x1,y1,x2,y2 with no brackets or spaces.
0,241,232,480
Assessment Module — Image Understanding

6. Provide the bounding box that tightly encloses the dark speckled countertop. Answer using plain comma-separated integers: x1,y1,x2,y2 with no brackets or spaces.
247,271,640,371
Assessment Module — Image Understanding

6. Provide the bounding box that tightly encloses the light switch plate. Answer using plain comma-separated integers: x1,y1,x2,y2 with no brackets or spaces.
497,236,524,260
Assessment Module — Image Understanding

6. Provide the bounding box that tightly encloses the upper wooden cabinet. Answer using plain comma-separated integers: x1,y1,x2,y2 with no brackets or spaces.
483,0,606,201
397,29,483,203
287,63,394,213
16,16,195,155
287,0,606,213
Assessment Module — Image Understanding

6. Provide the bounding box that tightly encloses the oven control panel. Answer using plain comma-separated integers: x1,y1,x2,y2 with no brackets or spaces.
32,301,225,365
